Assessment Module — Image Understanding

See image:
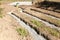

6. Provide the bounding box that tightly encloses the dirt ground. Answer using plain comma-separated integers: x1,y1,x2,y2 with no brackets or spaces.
0,14,33,40
0,14,21,40
0,3,33,40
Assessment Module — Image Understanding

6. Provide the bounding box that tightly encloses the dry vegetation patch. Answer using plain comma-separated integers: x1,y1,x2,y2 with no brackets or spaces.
31,19,60,38
0,8,3,18
16,28,28,37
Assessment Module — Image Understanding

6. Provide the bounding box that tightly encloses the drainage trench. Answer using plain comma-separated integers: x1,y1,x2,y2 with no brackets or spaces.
8,12,46,40
12,13,40,34
22,10,60,31
30,9,60,19
20,11,60,40
39,7,60,13
19,8,60,40
23,10,60,27
11,13,50,40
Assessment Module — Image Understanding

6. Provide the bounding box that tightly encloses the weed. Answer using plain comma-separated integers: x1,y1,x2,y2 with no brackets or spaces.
0,8,3,18
31,19,60,38
16,28,28,37
31,20,44,27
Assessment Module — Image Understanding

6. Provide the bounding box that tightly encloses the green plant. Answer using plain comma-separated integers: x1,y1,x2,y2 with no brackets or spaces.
31,19,60,38
16,28,28,37
31,20,44,27
44,27,60,38
0,8,3,18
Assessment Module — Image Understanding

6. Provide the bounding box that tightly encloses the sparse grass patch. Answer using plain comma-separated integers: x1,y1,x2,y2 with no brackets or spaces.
31,20,44,27
0,8,3,18
44,27,60,38
31,19,60,38
16,28,28,37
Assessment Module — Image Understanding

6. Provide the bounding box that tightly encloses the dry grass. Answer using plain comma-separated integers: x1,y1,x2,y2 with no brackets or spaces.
16,28,28,37
0,8,3,18
31,19,60,38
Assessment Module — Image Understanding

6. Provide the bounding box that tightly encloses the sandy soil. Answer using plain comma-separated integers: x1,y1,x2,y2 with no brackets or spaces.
0,14,22,40
0,4,33,40
0,13,33,40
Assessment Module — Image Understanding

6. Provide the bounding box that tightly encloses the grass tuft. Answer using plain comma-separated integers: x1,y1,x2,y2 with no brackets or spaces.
0,8,3,18
31,20,44,27
16,28,28,37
